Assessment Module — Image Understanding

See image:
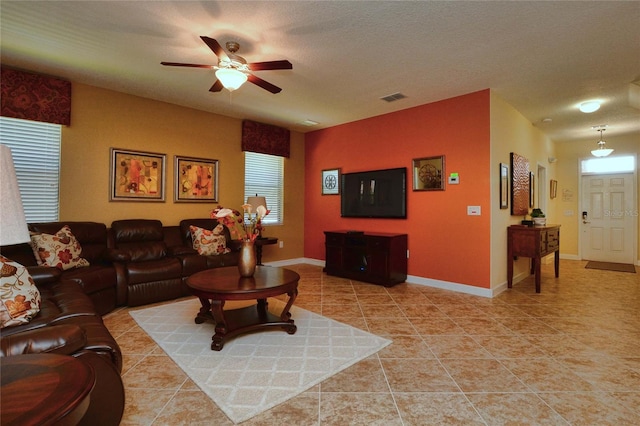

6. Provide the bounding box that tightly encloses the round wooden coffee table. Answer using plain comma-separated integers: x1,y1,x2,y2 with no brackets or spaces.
186,266,299,350
1,353,95,425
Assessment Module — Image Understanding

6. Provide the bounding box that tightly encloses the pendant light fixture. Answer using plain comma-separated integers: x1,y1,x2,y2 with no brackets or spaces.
591,127,614,158
215,68,248,91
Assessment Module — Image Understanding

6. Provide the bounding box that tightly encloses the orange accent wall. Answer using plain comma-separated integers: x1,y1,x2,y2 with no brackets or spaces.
304,90,491,288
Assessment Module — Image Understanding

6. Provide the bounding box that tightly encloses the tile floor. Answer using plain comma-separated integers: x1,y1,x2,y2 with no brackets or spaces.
103,259,640,425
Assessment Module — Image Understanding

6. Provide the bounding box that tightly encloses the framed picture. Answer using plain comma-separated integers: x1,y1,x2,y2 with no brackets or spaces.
413,156,445,191
322,168,340,195
174,156,219,203
510,152,529,215
529,172,535,207
550,179,558,199
500,163,509,209
110,148,165,201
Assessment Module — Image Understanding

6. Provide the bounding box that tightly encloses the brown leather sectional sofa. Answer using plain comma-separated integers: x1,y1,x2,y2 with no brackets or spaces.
0,218,239,425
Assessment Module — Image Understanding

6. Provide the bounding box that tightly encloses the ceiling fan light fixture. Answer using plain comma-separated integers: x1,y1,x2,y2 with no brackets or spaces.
579,101,601,113
591,128,614,157
215,68,248,91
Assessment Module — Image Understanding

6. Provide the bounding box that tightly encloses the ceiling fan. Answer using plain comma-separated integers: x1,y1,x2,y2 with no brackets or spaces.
161,36,292,94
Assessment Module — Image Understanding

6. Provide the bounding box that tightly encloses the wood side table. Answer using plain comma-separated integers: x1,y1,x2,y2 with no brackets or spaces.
254,237,278,265
1,353,95,426
507,224,560,293
186,266,298,350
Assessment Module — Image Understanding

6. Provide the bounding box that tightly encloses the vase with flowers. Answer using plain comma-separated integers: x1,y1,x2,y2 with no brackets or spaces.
211,203,269,277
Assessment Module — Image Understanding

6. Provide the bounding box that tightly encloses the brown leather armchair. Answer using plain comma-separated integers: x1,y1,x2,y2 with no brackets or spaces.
108,219,185,306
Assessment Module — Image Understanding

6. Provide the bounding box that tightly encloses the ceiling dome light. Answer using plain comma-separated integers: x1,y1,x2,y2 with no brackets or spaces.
591,128,614,157
215,68,248,91
579,101,601,113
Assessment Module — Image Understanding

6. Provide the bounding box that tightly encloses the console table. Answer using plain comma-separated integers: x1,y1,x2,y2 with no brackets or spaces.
324,231,407,286
507,225,560,293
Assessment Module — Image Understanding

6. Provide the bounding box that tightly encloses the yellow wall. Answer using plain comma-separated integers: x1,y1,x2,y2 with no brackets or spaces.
60,83,305,263
553,135,639,263
490,92,558,288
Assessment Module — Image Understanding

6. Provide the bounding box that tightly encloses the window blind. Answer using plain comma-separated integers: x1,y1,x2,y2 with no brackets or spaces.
244,151,283,225
0,116,61,222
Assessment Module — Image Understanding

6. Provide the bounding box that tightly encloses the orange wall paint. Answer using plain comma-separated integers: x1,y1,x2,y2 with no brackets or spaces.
304,90,491,288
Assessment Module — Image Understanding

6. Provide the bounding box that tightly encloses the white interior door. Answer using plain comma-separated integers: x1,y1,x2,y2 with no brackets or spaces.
581,173,635,263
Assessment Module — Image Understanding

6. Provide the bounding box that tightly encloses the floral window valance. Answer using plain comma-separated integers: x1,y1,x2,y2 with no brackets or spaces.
241,120,290,158
1,67,71,126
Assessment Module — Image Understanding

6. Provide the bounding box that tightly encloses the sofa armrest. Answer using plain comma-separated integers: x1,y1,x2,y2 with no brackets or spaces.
0,324,87,357
106,248,131,263
27,266,63,286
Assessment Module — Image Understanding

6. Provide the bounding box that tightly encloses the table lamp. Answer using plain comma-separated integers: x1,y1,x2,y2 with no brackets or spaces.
0,144,30,245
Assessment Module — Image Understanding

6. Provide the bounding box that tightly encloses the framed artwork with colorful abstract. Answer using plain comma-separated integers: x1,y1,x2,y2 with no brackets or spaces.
110,148,166,201
174,155,219,203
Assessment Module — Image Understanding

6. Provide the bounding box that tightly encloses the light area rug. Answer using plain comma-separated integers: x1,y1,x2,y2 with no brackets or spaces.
129,298,391,424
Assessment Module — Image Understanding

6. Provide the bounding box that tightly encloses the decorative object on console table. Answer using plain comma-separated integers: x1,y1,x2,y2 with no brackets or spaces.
321,168,340,195
324,230,408,286
238,240,257,277
507,224,560,293
174,155,219,203
110,148,166,201
530,208,546,226
412,156,445,191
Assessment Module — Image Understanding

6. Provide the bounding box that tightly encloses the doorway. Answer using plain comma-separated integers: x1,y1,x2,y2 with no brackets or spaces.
580,159,637,264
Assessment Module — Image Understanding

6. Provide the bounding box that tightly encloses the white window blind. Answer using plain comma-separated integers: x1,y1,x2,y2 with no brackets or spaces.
244,152,283,225
0,116,61,222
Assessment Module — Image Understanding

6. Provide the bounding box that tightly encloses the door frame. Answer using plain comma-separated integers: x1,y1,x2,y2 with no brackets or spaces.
577,155,638,264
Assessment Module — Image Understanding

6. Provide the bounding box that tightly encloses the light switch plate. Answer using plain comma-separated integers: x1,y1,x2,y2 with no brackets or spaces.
467,206,481,216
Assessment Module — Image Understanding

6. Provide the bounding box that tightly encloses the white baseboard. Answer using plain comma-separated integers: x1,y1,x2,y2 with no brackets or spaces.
269,258,528,298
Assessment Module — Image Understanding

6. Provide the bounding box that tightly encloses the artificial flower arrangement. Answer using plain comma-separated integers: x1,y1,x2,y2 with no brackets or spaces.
211,204,270,242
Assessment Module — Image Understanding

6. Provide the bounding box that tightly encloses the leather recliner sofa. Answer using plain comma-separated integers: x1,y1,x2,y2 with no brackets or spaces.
0,269,124,425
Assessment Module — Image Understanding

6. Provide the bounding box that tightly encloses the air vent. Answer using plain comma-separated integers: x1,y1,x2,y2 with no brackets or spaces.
380,92,407,102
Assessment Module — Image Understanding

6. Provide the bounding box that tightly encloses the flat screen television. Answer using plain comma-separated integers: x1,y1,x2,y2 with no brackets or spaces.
340,167,407,218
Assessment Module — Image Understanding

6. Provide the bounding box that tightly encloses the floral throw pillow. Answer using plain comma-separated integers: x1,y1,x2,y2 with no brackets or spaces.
30,225,90,270
0,255,41,329
190,224,231,256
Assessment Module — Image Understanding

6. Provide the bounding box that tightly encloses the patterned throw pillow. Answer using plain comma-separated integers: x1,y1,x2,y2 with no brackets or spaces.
30,225,90,270
0,255,41,329
190,224,231,256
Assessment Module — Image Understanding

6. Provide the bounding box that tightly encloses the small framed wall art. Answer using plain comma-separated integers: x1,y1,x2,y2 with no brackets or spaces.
322,168,341,195
529,172,535,207
174,155,219,203
110,148,166,201
550,179,558,199
500,163,509,209
413,155,445,191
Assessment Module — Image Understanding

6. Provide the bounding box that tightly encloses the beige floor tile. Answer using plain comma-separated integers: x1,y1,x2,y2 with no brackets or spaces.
319,392,402,426
466,392,568,424
111,260,640,424
321,357,387,392
394,392,486,425
440,359,529,393
422,335,493,359
381,359,460,392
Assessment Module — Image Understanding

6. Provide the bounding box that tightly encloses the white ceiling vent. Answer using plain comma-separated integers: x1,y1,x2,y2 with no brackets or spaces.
380,92,407,102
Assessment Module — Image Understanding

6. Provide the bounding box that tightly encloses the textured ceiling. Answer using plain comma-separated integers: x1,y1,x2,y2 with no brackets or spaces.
1,1,639,145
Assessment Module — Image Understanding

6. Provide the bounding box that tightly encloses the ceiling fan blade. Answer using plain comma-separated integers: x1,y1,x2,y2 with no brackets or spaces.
247,74,282,94
248,60,293,71
200,36,229,62
161,62,213,69
209,79,223,92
